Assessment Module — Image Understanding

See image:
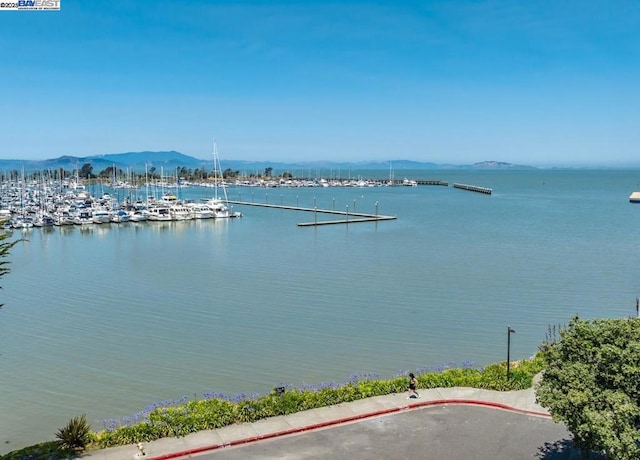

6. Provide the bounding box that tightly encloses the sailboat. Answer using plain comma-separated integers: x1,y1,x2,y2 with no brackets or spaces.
204,139,242,218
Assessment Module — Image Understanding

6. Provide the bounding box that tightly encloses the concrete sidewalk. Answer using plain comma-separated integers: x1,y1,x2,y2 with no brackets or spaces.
78,384,549,460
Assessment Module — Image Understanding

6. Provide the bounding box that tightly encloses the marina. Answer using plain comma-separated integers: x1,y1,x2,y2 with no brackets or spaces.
0,183,243,229
0,171,445,230
0,141,244,229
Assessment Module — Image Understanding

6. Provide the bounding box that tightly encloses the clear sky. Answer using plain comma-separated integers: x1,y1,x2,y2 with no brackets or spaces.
1,1,638,166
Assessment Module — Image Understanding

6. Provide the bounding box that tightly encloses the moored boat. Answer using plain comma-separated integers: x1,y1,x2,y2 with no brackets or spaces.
186,203,213,219
208,139,232,218
92,208,111,224
204,197,230,218
73,210,94,225
128,209,149,222
169,204,193,221
34,214,55,227
147,206,173,221
54,211,74,226
110,210,130,223
11,216,34,228
0,209,11,223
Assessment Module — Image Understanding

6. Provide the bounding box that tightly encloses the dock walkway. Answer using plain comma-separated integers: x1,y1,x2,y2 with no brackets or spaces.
227,201,397,226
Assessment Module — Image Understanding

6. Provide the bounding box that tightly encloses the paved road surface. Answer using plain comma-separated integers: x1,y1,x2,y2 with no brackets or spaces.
193,405,589,460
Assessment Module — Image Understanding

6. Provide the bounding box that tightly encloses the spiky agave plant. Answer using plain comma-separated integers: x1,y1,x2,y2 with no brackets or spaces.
55,414,91,450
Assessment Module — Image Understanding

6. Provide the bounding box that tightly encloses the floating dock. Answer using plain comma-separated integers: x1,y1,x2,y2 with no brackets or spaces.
227,201,397,226
453,183,493,195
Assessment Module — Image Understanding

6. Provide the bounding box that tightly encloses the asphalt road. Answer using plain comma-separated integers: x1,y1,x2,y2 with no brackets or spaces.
190,405,598,460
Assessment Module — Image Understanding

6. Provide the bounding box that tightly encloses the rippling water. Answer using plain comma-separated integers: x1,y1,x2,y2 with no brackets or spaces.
1,169,639,452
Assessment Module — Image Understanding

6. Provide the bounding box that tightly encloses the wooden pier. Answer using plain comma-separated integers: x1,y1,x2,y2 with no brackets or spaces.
452,183,493,195
227,201,397,227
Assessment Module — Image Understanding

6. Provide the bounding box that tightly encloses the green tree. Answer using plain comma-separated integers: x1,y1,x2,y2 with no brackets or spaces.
0,232,19,308
264,167,273,178
222,168,239,179
79,163,94,179
536,316,640,460
98,165,122,179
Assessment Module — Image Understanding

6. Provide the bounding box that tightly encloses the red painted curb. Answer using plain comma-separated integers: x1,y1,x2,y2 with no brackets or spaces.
145,400,550,460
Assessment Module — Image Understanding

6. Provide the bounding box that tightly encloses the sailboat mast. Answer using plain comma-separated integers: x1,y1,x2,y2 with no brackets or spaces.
213,139,218,200
213,139,229,204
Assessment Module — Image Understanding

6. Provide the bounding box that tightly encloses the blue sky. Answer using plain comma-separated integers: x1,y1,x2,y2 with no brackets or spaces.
1,1,638,166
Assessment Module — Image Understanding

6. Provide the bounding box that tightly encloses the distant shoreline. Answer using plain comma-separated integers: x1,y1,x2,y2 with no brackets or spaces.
4,151,639,174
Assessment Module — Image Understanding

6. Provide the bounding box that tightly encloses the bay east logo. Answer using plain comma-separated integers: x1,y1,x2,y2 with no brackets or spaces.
0,0,60,10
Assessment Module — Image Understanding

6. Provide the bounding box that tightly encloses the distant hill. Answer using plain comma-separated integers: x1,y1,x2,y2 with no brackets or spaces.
0,151,212,174
471,161,536,169
0,152,536,174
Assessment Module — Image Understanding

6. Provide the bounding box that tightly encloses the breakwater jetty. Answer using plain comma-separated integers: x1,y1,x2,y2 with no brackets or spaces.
453,183,493,195
411,180,448,186
227,200,396,227
231,178,447,188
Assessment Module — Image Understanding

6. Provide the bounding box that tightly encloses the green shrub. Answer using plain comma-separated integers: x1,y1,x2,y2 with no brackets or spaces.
0,441,73,460
94,422,164,448
55,414,92,451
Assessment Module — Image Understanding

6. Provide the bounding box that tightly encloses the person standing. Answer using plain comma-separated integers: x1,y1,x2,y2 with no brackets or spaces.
408,373,419,399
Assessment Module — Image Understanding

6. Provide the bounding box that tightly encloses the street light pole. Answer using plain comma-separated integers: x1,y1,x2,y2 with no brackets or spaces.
507,326,516,380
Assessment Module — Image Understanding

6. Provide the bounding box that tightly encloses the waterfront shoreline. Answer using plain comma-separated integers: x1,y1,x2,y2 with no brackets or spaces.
2,169,638,454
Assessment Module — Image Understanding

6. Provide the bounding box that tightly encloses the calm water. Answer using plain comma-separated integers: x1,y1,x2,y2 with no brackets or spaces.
1,169,640,452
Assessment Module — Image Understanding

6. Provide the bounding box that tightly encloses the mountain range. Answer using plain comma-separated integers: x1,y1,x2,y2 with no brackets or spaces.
0,151,536,173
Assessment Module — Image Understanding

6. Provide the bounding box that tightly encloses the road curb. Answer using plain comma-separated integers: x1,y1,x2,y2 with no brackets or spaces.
147,399,550,460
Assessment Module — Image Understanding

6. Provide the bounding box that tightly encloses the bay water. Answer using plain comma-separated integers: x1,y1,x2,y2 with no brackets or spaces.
1,168,639,453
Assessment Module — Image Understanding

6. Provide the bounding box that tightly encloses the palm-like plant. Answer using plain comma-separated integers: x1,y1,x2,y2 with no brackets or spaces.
55,414,91,450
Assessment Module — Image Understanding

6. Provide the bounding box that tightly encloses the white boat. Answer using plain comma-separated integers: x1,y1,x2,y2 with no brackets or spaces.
629,192,640,203
128,209,149,222
204,197,230,218
54,211,74,226
11,216,34,228
0,209,11,223
33,214,55,227
73,210,94,225
169,205,193,221
159,194,179,205
92,209,111,224
151,195,191,220
186,203,213,219
208,139,233,218
110,210,130,223
147,206,173,221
